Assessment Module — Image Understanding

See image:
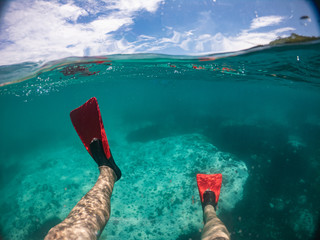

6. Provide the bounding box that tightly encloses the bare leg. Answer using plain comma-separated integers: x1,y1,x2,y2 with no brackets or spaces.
45,166,116,240
201,205,230,240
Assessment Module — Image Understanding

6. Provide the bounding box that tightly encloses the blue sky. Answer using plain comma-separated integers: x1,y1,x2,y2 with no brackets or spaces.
0,0,319,65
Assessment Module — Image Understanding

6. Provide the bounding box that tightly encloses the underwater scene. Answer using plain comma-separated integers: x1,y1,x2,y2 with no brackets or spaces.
0,42,320,240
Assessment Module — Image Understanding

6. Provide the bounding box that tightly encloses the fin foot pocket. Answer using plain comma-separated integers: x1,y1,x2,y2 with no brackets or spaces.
90,138,122,181
203,190,217,210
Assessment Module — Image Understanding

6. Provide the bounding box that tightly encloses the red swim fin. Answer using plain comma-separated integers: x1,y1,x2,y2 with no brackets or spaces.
196,173,222,205
70,97,111,160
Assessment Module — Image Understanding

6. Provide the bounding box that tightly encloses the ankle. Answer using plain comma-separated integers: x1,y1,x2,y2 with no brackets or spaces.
99,166,117,181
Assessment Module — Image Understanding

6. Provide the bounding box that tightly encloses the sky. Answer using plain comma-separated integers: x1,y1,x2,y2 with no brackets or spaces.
0,0,319,65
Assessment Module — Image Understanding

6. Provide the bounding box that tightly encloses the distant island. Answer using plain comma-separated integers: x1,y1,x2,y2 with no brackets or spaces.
269,33,320,45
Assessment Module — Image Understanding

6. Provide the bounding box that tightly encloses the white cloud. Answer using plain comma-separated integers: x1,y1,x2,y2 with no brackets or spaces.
187,26,295,54
0,0,162,65
137,35,157,41
250,15,285,30
0,0,295,67
128,16,294,55
159,31,181,44
106,0,163,13
135,14,294,55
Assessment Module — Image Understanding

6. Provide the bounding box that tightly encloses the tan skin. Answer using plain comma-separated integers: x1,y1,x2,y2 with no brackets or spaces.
45,167,116,240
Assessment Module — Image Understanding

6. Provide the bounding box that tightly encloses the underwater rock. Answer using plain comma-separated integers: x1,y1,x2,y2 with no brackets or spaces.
287,135,306,150
107,133,248,239
0,146,97,240
269,197,286,211
290,209,315,238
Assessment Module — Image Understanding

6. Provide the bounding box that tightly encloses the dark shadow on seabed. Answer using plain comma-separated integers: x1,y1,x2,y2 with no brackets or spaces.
26,217,61,240
313,216,320,240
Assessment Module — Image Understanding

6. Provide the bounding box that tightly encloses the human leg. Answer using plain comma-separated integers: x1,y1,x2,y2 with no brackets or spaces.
201,204,230,240
196,174,230,240
45,166,116,240
45,98,122,239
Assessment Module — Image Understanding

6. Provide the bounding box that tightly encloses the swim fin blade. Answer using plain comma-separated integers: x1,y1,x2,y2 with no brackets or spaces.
70,97,112,160
196,173,222,205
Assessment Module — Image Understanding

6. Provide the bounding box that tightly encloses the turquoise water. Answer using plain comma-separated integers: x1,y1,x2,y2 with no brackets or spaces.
0,42,320,240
